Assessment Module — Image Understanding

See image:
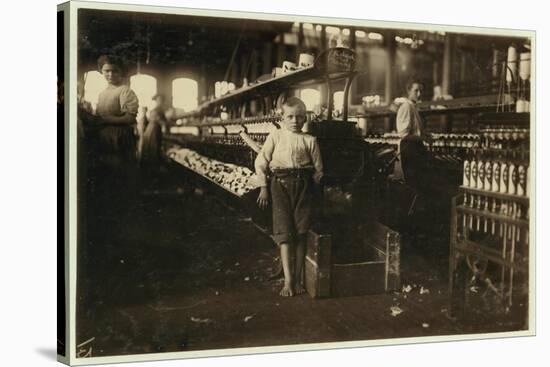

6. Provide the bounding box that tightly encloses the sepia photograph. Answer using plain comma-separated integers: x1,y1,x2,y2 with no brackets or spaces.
57,0,535,364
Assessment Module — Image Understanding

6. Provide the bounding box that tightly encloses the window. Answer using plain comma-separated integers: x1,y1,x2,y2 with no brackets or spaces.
325,26,341,35
333,91,345,113
130,74,157,111
82,71,107,112
82,71,158,112
300,88,320,111
172,78,198,112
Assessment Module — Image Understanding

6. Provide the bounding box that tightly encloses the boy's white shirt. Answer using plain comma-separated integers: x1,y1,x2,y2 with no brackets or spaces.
254,128,324,187
394,97,423,138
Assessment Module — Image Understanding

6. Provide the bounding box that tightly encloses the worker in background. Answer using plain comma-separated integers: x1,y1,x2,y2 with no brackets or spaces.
395,79,425,139
389,79,428,185
94,54,140,214
140,94,168,187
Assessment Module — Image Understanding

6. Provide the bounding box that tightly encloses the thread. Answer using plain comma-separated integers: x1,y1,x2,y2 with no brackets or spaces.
500,162,509,194
516,99,526,113
463,159,471,187
517,165,526,196
492,162,500,192
506,45,517,83
471,159,478,189
519,52,531,81
484,161,493,191
477,159,485,189
508,162,517,195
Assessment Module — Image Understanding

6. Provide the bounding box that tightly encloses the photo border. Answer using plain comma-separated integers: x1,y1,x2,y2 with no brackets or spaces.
59,1,536,365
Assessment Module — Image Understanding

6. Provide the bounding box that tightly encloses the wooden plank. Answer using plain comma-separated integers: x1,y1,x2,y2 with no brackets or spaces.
305,230,332,298
305,256,331,298
456,206,529,228
385,228,401,292
459,186,530,204
306,230,332,270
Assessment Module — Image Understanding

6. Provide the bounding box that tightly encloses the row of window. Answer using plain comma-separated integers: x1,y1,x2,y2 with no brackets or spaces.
83,71,198,112
83,71,347,114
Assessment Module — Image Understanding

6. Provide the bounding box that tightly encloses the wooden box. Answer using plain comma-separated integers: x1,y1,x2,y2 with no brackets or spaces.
305,221,400,298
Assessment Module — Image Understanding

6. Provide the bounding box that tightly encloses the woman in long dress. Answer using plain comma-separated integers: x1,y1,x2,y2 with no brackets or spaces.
94,54,140,214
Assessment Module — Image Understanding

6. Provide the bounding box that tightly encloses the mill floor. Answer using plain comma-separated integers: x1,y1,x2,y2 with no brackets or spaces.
76,168,525,358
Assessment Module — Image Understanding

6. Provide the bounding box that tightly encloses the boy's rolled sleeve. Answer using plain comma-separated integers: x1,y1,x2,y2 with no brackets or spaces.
310,138,324,184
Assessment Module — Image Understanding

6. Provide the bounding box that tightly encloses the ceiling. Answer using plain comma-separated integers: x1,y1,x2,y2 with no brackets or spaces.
78,9,293,71
77,8,530,80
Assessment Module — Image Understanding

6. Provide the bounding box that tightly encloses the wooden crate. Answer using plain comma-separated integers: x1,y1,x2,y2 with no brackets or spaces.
359,220,401,292
305,221,401,298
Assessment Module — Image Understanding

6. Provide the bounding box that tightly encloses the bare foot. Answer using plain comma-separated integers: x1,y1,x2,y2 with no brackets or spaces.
280,283,294,297
294,283,306,295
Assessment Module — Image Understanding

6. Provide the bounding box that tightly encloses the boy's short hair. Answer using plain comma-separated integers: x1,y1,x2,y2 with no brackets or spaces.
97,54,128,76
282,96,307,113
406,78,424,92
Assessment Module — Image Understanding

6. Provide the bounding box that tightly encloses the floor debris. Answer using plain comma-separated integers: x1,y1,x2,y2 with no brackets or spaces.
244,315,255,322
420,287,430,295
390,306,403,317
190,317,213,324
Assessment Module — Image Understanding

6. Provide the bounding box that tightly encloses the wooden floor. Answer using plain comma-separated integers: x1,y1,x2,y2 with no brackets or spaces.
76,168,524,358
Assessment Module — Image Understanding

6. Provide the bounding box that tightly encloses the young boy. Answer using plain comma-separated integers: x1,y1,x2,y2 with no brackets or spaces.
255,97,323,297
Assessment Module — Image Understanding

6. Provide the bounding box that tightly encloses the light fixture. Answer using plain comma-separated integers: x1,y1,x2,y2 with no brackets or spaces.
355,30,367,38
342,28,350,36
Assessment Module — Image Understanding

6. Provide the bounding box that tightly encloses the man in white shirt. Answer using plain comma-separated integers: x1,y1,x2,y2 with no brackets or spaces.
391,79,426,182
396,79,424,138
